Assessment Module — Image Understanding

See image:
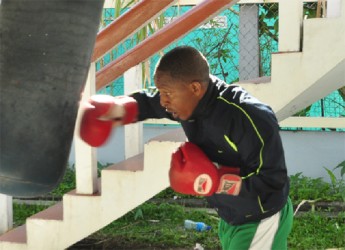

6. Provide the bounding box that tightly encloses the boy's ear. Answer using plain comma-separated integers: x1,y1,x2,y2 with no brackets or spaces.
190,81,203,96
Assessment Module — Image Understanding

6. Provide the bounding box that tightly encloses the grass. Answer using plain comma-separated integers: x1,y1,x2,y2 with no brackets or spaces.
12,201,345,249
289,211,345,250
88,203,221,249
11,167,345,249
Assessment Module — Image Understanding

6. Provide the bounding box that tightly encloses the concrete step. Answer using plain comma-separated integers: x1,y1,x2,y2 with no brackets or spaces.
0,129,186,249
0,225,26,250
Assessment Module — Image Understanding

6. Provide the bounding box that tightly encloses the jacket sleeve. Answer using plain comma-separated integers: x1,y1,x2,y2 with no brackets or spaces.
130,89,175,121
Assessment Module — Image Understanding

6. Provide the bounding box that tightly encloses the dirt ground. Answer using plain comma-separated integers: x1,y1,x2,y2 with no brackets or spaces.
68,238,203,250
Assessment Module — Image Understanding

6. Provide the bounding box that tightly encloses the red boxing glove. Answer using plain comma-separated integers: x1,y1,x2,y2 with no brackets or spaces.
79,95,138,147
169,142,242,196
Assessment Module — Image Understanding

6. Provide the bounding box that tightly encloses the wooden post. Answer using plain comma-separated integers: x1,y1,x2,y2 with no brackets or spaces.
278,0,303,52
0,194,12,234
124,65,144,159
74,63,98,194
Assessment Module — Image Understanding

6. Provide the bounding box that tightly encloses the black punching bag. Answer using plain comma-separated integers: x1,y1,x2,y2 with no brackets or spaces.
0,0,104,197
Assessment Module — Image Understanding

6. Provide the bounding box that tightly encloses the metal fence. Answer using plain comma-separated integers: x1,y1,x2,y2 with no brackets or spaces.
96,3,345,131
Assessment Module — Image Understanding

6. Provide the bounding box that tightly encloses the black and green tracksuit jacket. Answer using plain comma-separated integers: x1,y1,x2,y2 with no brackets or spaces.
131,75,289,225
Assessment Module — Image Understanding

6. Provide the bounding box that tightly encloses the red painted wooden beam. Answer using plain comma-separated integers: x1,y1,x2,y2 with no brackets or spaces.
96,0,239,90
91,0,176,62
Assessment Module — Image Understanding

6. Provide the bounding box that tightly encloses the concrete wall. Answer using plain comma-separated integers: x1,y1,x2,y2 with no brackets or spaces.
69,126,345,181
280,130,345,180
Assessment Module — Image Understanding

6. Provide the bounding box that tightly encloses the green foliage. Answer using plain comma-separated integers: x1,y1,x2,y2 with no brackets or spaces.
97,161,113,177
293,105,312,117
259,4,279,42
288,211,345,249
303,3,318,18
134,207,144,221
290,161,345,209
334,160,345,178
102,0,166,89
338,87,345,103
48,167,76,198
154,187,207,200
324,160,345,202
13,203,49,226
192,21,236,82
47,161,113,198
289,172,340,204
154,187,177,199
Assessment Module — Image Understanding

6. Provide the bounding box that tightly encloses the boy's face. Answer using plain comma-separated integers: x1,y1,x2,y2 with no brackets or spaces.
155,72,204,121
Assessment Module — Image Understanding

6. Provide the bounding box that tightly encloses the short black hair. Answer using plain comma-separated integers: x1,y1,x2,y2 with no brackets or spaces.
154,46,210,84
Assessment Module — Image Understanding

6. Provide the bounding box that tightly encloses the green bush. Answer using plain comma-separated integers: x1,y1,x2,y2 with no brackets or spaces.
289,172,342,204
